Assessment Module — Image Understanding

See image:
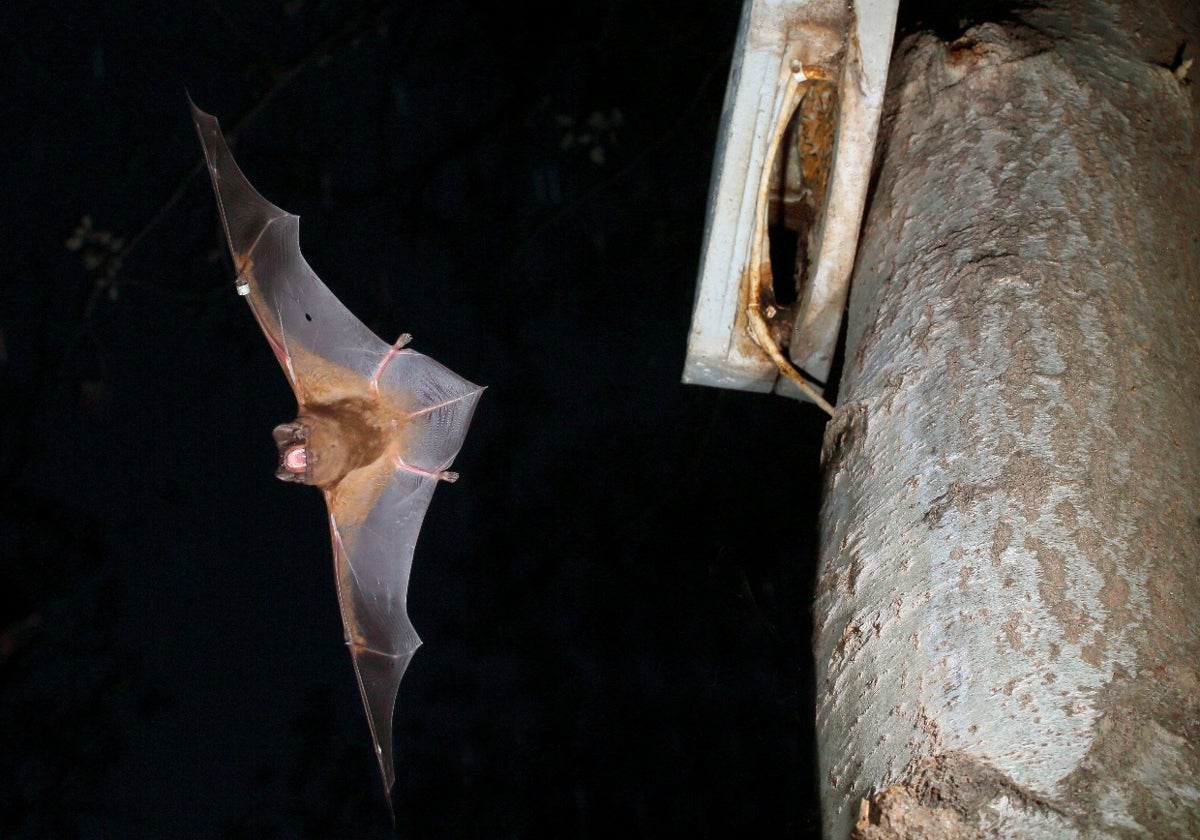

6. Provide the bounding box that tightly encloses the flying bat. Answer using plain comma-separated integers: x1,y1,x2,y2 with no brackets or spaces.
190,101,484,802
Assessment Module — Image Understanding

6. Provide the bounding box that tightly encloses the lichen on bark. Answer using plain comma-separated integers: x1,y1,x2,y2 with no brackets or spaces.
815,2,1200,836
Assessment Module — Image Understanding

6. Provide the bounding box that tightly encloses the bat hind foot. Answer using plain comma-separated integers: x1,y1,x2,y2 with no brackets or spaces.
392,456,459,482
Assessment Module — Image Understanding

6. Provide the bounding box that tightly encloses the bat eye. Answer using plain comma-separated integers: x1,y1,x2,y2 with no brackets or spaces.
304,313,312,321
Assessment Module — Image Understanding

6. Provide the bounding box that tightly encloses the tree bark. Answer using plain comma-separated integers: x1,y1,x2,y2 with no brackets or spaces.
815,2,1200,837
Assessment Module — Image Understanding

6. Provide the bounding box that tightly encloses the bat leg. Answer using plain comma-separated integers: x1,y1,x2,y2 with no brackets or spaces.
392,455,459,483
370,333,413,396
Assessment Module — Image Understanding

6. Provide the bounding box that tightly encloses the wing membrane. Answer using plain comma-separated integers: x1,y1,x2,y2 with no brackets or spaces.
191,102,388,392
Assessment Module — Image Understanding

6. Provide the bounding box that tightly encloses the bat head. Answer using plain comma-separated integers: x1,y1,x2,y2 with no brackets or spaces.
273,421,313,484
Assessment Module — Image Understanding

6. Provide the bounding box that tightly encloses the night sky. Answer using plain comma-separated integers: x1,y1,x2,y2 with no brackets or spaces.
1,1,836,836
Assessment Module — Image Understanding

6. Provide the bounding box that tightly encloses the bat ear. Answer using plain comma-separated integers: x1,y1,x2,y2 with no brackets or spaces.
276,469,306,483
273,421,306,448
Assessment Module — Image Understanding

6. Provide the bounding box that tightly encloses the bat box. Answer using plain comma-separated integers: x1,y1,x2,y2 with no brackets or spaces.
682,0,899,405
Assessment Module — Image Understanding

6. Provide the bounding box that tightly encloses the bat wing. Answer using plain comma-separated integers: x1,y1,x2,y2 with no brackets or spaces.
192,100,485,799
326,466,436,797
190,101,388,399
325,358,482,797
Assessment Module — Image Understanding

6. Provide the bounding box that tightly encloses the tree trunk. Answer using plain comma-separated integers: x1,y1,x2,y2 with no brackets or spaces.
814,2,1200,837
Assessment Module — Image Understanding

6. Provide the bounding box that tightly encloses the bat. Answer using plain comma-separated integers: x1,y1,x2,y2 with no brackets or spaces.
190,101,484,803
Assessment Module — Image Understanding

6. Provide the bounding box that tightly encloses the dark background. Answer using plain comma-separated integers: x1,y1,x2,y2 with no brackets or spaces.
0,1,859,836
